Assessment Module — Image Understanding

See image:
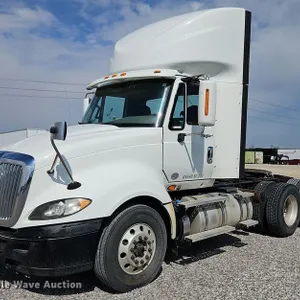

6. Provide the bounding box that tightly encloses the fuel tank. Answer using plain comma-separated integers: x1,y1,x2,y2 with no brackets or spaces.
181,192,253,235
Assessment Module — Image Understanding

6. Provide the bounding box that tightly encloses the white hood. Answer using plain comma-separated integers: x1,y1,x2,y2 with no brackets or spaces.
2,124,161,170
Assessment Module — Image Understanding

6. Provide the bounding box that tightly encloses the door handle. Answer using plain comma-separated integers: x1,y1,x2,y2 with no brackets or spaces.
207,146,213,164
177,133,187,143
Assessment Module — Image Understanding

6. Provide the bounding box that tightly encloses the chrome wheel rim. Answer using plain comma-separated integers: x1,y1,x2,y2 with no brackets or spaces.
283,195,298,226
118,223,156,275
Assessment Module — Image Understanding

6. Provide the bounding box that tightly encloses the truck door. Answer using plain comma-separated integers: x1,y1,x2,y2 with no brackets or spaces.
163,80,214,182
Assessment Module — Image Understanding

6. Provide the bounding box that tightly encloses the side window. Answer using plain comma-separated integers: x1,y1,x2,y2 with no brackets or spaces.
169,83,185,130
102,96,125,123
187,82,200,125
84,96,103,123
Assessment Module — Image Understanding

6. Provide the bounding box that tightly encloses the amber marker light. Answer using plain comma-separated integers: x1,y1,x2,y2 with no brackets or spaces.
205,89,210,116
167,185,177,191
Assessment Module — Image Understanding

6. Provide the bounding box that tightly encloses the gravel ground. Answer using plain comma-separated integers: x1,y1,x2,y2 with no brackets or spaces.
1,228,300,300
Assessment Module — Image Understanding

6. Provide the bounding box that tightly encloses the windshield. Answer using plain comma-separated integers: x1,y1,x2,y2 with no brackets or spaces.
81,78,174,127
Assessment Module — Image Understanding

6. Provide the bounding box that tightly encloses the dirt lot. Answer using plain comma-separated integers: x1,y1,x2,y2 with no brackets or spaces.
245,164,300,178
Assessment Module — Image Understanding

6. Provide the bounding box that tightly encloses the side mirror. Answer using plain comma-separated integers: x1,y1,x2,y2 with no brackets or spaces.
83,96,91,115
50,121,67,141
83,92,94,116
198,81,217,127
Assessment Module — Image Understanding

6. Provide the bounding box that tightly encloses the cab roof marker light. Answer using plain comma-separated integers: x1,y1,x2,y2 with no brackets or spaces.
154,70,161,74
120,73,127,76
104,76,109,79
112,74,118,78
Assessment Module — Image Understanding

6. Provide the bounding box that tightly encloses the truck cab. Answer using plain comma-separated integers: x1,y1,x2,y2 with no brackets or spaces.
83,70,216,189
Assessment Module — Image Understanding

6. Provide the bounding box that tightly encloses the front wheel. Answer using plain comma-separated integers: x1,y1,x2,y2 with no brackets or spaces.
94,204,167,293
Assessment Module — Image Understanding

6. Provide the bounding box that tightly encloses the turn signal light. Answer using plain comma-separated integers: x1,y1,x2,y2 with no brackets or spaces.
167,185,177,191
79,199,91,209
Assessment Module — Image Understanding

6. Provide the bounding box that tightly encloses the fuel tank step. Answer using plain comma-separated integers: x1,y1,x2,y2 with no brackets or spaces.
184,225,236,243
178,195,227,209
237,219,258,229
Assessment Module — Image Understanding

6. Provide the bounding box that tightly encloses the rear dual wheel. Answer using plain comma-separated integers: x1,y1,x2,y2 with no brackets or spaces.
286,178,300,227
265,183,300,237
253,181,277,232
287,178,300,191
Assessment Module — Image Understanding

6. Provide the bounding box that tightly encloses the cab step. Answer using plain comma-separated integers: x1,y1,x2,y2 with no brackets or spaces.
237,219,258,230
178,195,227,209
184,225,236,243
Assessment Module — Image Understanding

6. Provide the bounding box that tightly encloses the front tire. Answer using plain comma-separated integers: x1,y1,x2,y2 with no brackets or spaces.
94,204,167,293
265,183,300,237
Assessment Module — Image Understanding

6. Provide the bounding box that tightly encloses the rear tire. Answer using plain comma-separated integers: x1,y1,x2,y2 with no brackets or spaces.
287,178,300,191
94,204,167,293
287,178,300,227
253,181,276,232
265,183,300,237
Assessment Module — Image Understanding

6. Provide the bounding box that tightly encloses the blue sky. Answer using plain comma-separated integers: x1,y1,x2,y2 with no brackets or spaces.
0,0,300,148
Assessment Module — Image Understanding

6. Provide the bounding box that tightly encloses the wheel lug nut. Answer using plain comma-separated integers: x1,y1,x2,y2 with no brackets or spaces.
147,241,151,245
149,248,152,253
131,255,135,260
130,248,134,252
144,236,148,241
141,260,144,265
133,241,137,245
145,255,149,260
139,236,143,241
135,259,139,264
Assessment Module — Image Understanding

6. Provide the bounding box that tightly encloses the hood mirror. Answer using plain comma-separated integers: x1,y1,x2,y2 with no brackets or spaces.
50,121,67,140
47,121,81,190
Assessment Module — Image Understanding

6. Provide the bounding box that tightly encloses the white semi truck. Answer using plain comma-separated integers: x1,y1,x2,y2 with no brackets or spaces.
1,7,300,293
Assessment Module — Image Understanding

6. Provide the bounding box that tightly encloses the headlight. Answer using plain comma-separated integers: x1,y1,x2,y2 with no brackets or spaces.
29,198,92,220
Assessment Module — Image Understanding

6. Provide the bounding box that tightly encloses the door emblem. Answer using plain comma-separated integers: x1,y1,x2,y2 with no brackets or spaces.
171,172,179,180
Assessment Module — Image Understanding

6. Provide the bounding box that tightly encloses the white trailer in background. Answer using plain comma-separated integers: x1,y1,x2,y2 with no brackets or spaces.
0,7,300,293
0,128,47,147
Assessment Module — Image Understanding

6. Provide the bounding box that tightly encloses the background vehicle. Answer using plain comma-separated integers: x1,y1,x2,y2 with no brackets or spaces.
270,154,290,165
288,159,300,165
1,7,300,293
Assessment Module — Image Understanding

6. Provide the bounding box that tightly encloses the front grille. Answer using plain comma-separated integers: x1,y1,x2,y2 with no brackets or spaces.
0,162,23,220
